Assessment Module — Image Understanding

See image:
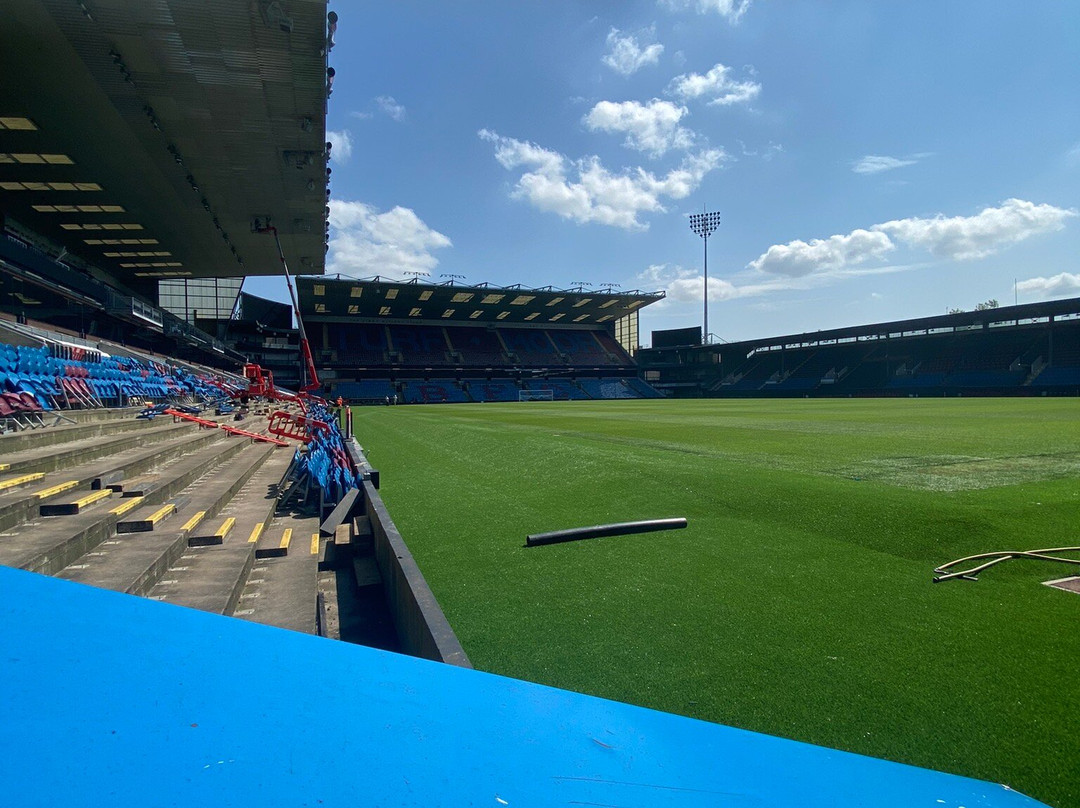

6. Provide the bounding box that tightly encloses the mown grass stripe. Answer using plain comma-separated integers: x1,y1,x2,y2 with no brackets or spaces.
352,398,1080,808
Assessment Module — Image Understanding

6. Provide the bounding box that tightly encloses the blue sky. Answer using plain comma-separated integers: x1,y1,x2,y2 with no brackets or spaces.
247,1,1080,346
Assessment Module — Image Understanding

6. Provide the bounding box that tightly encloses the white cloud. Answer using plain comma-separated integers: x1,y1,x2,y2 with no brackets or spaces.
668,63,760,106
660,0,752,23
666,274,740,302
873,198,1077,260
749,230,895,277
744,198,1076,283
583,99,694,157
852,155,917,175
1016,272,1080,300
738,140,783,161
603,27,664,76
326,129,352,165
478,129,725,230
327,200,451,277
375,95,406,121
1065,141,1080,168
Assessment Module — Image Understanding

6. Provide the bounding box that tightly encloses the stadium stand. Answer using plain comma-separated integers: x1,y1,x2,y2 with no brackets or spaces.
400,379,470,404
445,326,508,365
390,324,453,365
464,378,520,402
333,378,398,403
499,328,561,365
296,277,664,403
640,299,1080,398
331,322,390,365
521,378,588,400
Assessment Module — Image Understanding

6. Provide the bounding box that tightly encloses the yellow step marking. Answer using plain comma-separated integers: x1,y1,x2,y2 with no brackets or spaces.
310,532,320,555
279,528,292,551
181,510,206,533
35,480,79,500
246,522,264,543
0,472,45,492
72,489,112,509
214,517,236,539
146,503,176,526
0,463,9,471
110,496,144,516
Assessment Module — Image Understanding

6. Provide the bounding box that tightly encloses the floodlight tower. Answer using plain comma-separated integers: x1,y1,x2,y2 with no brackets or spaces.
689,209,721,344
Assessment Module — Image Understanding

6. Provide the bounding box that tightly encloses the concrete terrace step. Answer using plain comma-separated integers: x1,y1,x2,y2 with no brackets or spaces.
115,501,179,533
0,421,222,533
0,431,258,576
38,487,114,516
56,441,280,597
0,412,253,533
0,419,195,476
105,474,160,497
147,451,293,615
237,513,323,634
0,413,164,453
187,515,237,547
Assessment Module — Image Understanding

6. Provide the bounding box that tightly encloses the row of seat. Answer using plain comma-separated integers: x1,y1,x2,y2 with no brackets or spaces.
0,340,242,416
331,377,662,404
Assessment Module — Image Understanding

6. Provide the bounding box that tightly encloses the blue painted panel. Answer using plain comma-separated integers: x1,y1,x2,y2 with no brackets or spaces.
0,567,1044,807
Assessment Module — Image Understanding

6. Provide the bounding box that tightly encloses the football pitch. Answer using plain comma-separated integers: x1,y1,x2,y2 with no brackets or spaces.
353,398,1080,807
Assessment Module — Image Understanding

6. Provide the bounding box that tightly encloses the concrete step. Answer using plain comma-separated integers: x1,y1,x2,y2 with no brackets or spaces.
236,513,322,634
147,453,292,615
38,487,114,516
0,419,194,476
186,515,236,547
0,431,259,576
0,413,168,453
352,554,382,587
0,421,222,533
256,527,294,559
0,472,46,494
105,474,161,497
115,501,178,533
57,441,280,597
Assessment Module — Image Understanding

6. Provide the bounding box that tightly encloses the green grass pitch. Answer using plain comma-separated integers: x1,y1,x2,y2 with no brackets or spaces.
353,398,1080,808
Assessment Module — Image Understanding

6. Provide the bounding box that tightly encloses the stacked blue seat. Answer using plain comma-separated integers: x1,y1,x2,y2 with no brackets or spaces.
288,402,360,508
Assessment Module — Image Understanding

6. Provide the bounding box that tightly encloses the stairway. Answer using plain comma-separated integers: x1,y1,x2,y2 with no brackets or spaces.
0,407,386,639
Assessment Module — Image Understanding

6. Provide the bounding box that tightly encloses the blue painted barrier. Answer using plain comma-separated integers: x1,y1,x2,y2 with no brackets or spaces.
0,566,1046,808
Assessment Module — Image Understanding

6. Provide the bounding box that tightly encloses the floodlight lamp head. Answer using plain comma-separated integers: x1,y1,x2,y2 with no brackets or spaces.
689,210,721,238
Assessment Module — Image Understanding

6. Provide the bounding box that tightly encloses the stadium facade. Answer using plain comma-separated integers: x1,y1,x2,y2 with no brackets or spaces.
640,298,1080,398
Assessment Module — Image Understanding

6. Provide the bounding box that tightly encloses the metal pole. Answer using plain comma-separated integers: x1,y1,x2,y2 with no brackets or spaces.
703,230,709,343
689,210,721,346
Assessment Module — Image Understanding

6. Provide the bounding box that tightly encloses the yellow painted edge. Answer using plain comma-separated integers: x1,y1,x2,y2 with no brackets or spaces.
110,496,144,516
147,504,176,525
0,463,9,471
279,528,292,550
246,522,264,544
181,510,206,532
0,472,45,491
214,516,236,538
35,480,79,500
73,489,113,508
310,533,320,555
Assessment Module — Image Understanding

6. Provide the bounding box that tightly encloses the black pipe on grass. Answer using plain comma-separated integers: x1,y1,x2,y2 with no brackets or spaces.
526,518,687,547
